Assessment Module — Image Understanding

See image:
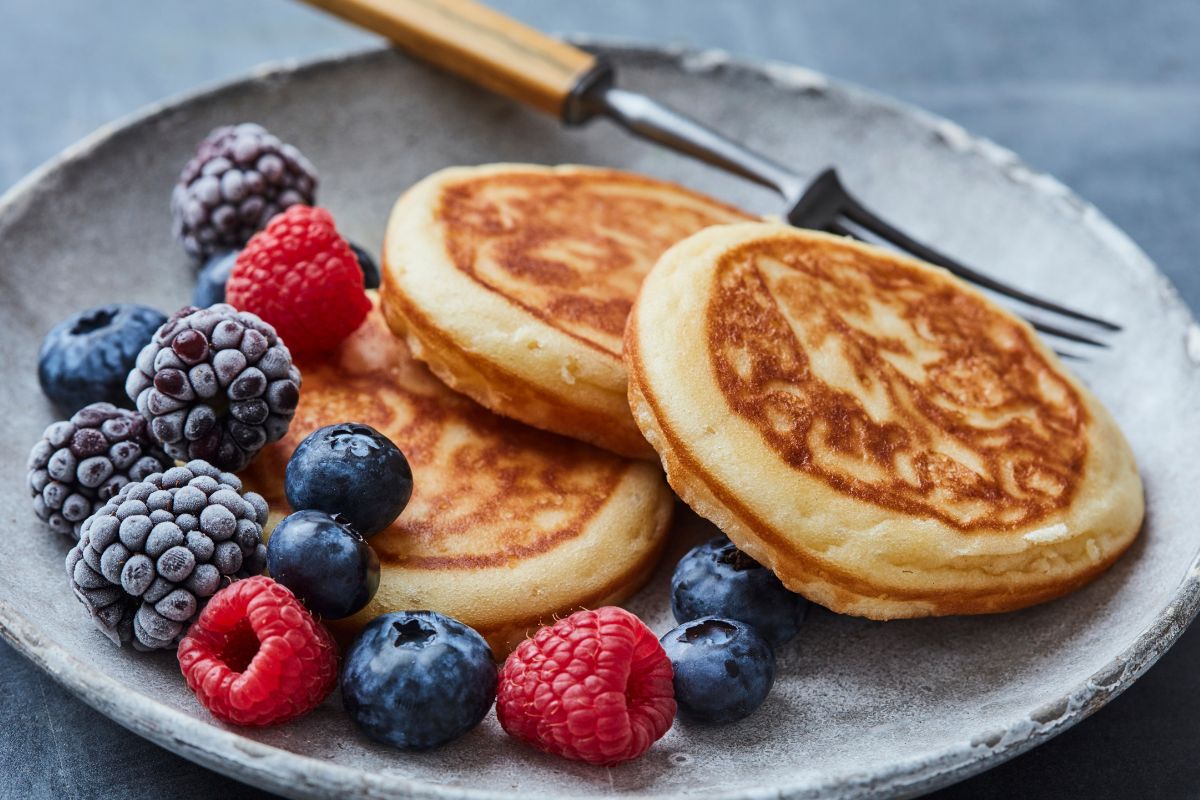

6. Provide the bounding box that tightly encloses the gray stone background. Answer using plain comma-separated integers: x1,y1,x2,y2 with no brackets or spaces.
1,0,1197,797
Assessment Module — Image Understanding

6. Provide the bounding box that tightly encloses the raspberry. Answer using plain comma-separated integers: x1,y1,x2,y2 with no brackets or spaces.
171,123,318,260
496,607,676,765
177,576,337,726
226,206,370,358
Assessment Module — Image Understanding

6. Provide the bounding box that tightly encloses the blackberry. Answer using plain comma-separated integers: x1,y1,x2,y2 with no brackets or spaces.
171,123,317,260
27,403,169,539
65,460,269,650
126,304,302,472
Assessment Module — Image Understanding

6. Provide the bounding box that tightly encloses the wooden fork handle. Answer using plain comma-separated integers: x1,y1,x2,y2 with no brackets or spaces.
300,0,607,120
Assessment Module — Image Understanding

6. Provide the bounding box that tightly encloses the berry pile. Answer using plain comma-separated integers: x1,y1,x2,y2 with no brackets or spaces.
672,536,807,648
265,422,411,621
125,304,301,471
660,535,807,724
22,118,822,761
178,575,337,726
66,461,268,650
27,403,169,538
226,205,371,357
172,123,317,259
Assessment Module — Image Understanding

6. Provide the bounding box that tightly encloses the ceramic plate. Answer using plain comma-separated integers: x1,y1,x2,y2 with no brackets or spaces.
1,44,1197,800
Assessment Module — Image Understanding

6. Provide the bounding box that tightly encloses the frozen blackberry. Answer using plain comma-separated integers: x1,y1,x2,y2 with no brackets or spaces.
65,460,269,650
27,403,169,539
171,123,317,259
126,304,302,472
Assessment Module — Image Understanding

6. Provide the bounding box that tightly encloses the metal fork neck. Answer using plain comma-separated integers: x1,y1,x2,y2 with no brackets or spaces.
576,82,806,204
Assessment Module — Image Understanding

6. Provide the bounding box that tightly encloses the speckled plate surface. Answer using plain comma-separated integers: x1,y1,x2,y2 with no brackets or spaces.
1,43,1198,800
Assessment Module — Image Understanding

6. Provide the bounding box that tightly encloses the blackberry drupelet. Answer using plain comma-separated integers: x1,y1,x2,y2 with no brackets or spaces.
171,123,317,259
27,403,169,539
126,303,301,471
66,460,269,650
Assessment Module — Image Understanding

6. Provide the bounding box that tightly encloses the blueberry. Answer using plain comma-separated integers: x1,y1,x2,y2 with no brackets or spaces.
661,617,775,724
266,509,379,619
672,536,807,647
192,250,238,307
342,611,496,749
38,304,167,415
285,423,413,537
349,242,381,289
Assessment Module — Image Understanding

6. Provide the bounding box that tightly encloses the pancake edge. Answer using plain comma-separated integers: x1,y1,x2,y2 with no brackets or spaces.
625,222,1145,619
380,162,749,459
381,277,656,459
324,459,676,657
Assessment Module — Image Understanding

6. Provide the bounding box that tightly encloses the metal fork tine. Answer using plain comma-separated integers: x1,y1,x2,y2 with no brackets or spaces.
801,169,1122,332
824,218,1108,349
826,221,859,240
585,88,1121,337
1030,320,1109,348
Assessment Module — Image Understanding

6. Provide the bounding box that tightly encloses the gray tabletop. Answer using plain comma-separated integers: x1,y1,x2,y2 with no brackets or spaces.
3,1,1198,798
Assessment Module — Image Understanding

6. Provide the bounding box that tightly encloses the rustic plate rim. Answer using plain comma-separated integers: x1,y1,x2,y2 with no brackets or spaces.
1,41,1196,800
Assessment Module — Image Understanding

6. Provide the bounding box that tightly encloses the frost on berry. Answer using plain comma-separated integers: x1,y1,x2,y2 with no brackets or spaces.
65,461,269,651
27,403,169,539
171,123,317,259
127,304,301,472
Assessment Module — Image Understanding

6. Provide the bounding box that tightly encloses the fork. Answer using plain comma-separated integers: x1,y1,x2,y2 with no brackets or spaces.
301,0,1119,353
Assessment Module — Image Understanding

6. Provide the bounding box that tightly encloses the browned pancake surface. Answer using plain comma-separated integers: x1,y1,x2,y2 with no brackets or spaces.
436,169,752,356
244,307,630,569
707,236,1088,531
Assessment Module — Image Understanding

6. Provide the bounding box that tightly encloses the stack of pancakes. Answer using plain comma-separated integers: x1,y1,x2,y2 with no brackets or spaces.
246,163,1143,653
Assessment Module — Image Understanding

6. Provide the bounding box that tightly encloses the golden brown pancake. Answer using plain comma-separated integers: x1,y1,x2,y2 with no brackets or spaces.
626,223,1143,619
243,294,674,654
379,163,754,458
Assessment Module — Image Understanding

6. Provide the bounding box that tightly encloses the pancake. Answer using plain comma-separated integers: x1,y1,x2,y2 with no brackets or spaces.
626,223,1143,619
379,163,754,458
243,294,674,655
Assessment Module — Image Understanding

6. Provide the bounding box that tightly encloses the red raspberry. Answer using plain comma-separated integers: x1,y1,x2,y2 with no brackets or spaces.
226,205,370,358
496,607,675,765
177,576,338,726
